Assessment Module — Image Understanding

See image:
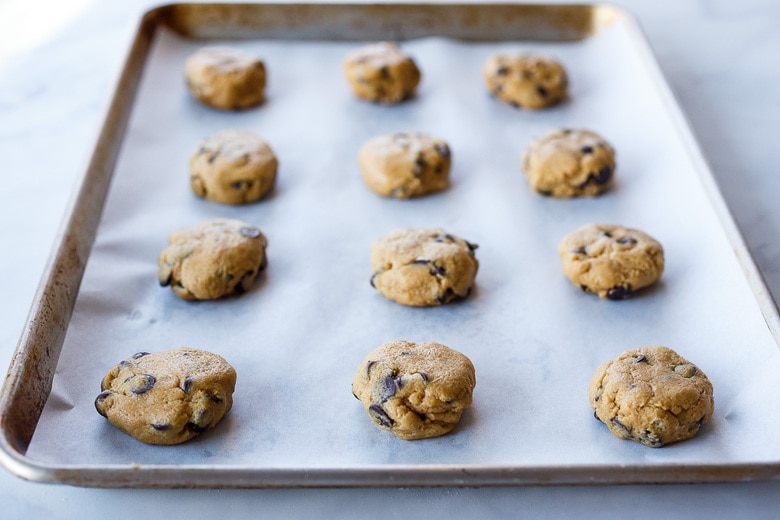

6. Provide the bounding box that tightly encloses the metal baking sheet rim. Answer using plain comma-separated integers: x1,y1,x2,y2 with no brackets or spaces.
1,1,779,488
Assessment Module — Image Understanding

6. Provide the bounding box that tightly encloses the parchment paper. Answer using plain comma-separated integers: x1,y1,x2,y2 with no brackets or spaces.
28,16,780,473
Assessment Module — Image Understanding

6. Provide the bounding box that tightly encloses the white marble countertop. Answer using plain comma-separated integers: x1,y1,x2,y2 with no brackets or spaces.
1,0,778,517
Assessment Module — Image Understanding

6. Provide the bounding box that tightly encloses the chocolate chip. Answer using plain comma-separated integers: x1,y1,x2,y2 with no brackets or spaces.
435,144,450,158
509,100,521,109
378,375,398,401
536,85,548,98
466,241,478,251
610,417,631,436
537,189,553,197
365,360,375,376
370,271,380,288
602,231,613,238
580,145,593,154
606,286,631,300
633,354,648,364
207,394,223,404
129,374,156,395
410,259,430,267
379,66,390,79
593,386,603,402
239,226,262,239
616,237,637,245
417,371,429,383
496,66,509,75
208,152,220,163
352,390,359,400
132,352,150,360
593,166,612,185
187,422,207,434
159,274,172,287
368,404,394,427
182,376,193,393
572,246,587,255
94,391,112,417
437,287,456,305
430,264,447,277
434,233,454,243
231,180,252,191
152,423,171,431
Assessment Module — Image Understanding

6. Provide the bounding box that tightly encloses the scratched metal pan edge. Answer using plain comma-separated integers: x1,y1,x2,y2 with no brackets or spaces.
1,1,778,488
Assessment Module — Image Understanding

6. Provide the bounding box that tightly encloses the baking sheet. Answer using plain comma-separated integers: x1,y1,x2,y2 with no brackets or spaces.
4,2,780,487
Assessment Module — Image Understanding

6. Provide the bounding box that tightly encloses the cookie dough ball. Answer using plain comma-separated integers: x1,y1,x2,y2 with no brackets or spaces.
158,218,268,301
352,340,476,440
484,53,568,109
522,128,616,197
371,228,478,307
95,348,237,445
359,132,451,198
558,224,664,300
344,42,421,104
185,46,266,110
589,346,714,448
190,130,278,205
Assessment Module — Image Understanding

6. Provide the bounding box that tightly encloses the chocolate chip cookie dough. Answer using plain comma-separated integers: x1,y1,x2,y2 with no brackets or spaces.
370,228,478,307
352,340,476,440
190,129,278,205
185,46,266,110
95,347,237,445
359,132,451,198
589,346,714,448
522,128,616,197
344,42,421,104
558,224,664,300
484,52,568,109
158,218,268,301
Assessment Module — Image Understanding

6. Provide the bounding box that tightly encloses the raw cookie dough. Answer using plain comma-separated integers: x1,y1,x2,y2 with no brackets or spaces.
190,129,278,205
589,346,714,448
343,42,421,104
185,46,266,110
558,223,664,300
359,132,451,198
371,228,478,307
158,218,268,301
483,52,568,109
352,340,476,440
522,128,616,197
95,347,237,445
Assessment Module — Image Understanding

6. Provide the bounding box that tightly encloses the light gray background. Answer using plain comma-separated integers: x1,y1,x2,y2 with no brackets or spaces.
1,0,779,517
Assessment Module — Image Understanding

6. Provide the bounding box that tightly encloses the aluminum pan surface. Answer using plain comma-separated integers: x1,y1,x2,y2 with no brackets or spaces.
3,3,779,487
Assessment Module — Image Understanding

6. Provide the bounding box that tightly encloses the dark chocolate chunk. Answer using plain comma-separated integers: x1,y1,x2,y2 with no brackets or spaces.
417,371,429,383
610,417,631,436
187,422,207,434
434,233,454,243
496,66,509,76
94,391,112,417
602,231,613,238
182,376,193,393
239,226,262,239
572,246,587,255
379,66,390,79
435,144,450,158
633,354,648,364
536,85,548,98
378,375,398,401
580,145,594,154
593,166,613,185
129,374,156,395
593,386,603,402
151,423,171,431
132,352,150,360
208,152,220,163
616,236,638,245
537,189,553,197
430,263,447,277
437,287,456,305
369,404,394,428
159,274,172,287
365,360,376,376
606,286,631,300
207,394,223,404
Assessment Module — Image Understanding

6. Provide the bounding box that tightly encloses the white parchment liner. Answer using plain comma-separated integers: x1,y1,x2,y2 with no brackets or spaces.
28,19,780,471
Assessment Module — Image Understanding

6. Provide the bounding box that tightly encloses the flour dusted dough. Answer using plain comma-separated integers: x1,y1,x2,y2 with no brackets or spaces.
344,42,421,103
589,346,714,447
95,347,237,445
352,340,476,440
484,52,568,109
185,46,266,110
